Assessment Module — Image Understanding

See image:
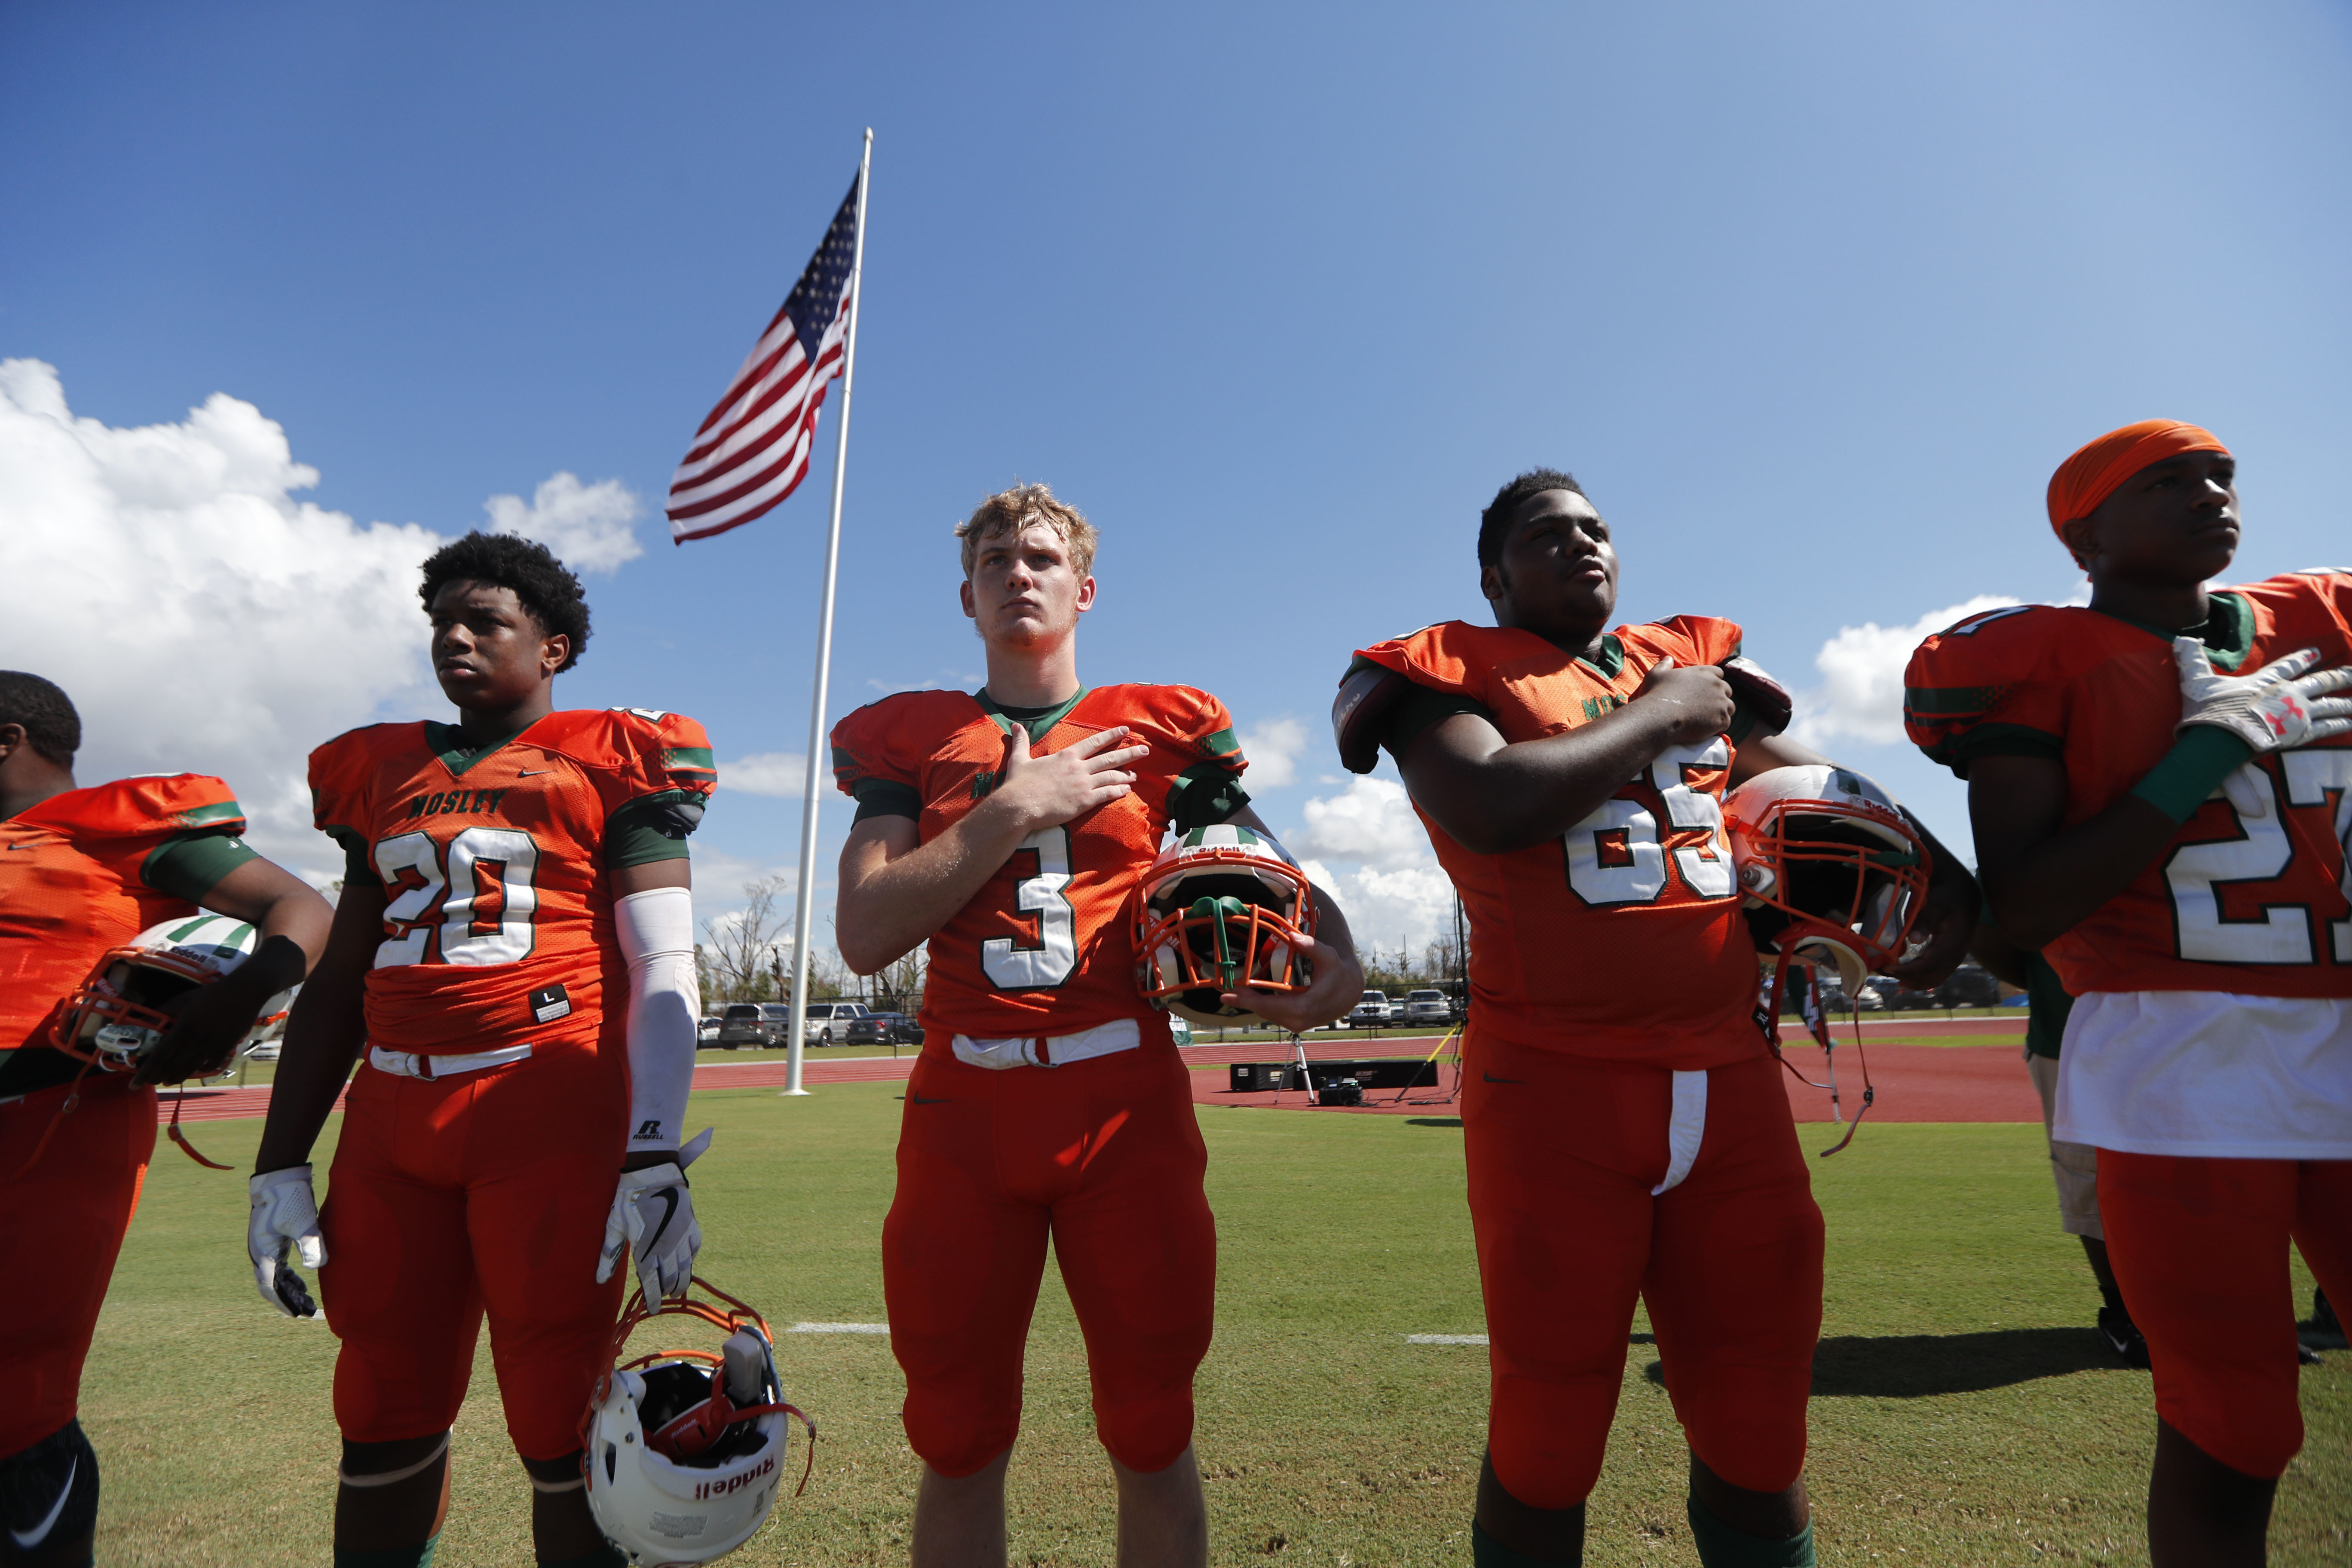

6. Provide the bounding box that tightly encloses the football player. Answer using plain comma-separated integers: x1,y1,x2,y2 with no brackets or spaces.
1966,913,2149,1365
247,534,718,1568
1904,421,2352,1564
831,484,1364,1568
1330,470,1977,1568
0,671,330,1568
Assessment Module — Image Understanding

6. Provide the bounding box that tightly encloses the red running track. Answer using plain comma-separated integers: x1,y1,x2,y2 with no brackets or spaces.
158,1028,2038,1127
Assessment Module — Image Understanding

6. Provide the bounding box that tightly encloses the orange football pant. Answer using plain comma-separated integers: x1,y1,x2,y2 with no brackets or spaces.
0,1073,153,1456
1463,1034,1823,1509
2098,1150,2352,1478
883,1043,1216,1478
318,1040,627,1461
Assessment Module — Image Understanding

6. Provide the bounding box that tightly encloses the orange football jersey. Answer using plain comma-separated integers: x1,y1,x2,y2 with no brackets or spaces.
1905,569,2352,998
310,708,717,1055
1353,618,1761,1067
0,775,250,1053
831,686,1247,1043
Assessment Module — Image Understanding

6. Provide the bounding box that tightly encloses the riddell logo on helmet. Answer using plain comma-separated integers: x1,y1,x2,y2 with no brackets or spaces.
693,1453,775,1501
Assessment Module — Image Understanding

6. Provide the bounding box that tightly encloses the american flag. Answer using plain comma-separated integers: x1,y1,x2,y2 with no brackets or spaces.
667,177,861,543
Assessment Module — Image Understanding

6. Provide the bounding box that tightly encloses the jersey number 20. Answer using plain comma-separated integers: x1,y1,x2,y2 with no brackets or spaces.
372,827,542,968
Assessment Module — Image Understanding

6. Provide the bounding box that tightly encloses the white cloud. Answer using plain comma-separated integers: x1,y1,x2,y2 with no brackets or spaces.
1788,594,2024,749
484,471,643,573
0,359,649,883
720,751,811,799
1238,716,1309,789
0,359,445,877
1288,775,1458,952
1296,775,1433,870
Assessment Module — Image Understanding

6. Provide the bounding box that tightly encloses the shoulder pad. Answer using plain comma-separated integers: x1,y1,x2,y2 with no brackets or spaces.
1719,655,1792,737
35,774,246,841
1332,663,1411,776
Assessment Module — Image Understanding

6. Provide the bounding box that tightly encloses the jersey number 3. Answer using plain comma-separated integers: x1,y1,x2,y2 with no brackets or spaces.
982,827,1078,989
372,827,542,968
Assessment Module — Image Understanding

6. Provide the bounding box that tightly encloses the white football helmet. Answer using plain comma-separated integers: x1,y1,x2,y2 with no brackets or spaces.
583,1279,814,1566
1722,765,1929,992
53,914,292,1074
1134,824,1317,1027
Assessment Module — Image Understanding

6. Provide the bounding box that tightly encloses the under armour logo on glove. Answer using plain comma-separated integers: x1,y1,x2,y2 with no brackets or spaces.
2174,640,2352,756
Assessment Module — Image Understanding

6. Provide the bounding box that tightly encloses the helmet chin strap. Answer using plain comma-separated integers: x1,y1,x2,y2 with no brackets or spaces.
1755,943,1875,1158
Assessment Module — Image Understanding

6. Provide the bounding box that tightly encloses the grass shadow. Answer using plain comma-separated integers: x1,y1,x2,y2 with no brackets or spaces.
1639,1327,2121,1398
1406,1117,1464,1128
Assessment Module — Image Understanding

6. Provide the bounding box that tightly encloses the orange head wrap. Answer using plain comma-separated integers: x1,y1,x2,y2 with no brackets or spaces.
2046,420,2230,538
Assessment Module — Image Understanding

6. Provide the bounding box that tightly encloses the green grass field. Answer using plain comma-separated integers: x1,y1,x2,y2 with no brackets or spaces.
88,1081,2343,1566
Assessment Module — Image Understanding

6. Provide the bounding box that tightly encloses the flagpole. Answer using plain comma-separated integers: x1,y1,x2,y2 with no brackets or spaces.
779,128,872,1098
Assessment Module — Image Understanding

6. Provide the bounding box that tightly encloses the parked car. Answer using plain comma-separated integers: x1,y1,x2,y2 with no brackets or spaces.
1936,963,2003,1010
1853,985,1884,1011
714,1002,779,1048
845,1010,924,1046
1346,990,1393,1028
1401,989,1450,1026
800,1000,872,1046
697,1015,723,1045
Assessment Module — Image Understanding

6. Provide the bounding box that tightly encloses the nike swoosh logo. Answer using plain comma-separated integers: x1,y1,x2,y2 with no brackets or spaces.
5,842,31,850
10,1454,74,1548
1481,1072,1525,1084
641,1188,679,1250
909,1093,949,1105
518,769,549,776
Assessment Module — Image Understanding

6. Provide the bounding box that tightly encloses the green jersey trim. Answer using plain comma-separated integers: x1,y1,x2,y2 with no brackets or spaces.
424,720,535,778
976,687,1092,744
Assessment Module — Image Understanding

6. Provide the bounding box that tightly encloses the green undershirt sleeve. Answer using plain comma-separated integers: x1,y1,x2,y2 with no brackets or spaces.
1165,764,1252,835
1380,683,1494,756
849,778,923,824
2128,726,2257,824
604,789,705,869
142,828,263,904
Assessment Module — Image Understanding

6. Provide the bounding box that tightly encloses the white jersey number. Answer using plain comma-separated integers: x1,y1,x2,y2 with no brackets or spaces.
371,826,543,969
1564,738,1734,906
981,827,1079,989
2165,754,2352,965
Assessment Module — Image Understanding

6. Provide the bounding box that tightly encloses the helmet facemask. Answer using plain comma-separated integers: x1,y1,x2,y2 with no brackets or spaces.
582,1280,815,1565
53,917,277,1075
1725,769,1930,993
1135,836,1316,1028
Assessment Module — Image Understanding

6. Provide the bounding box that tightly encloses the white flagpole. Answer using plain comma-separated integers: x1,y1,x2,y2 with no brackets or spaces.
780,128,872,1098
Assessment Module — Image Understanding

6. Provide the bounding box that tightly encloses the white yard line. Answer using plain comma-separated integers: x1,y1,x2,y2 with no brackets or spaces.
1405,1333,1489,1345
787,1322,891,1335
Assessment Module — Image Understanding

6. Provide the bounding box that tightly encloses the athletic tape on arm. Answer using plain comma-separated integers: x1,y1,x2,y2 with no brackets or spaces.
615,885,699,1152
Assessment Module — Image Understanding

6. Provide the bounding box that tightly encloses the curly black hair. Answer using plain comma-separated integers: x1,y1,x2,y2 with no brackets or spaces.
1476,467,1590,570
418,532,591,671
0,671,80,765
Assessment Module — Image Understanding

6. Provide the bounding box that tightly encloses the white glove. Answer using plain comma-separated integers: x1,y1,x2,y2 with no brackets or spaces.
248,1165,325,1319
2175,639,2352,754
596,1127,712,1301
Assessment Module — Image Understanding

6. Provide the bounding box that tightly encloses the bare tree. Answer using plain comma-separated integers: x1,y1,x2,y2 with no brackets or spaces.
702,875,791,1003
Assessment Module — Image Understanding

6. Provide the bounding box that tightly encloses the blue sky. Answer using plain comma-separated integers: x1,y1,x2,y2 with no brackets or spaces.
6,1,2350,959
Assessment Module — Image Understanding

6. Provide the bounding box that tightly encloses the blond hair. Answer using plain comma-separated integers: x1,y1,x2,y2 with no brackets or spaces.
954,483,1099,581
